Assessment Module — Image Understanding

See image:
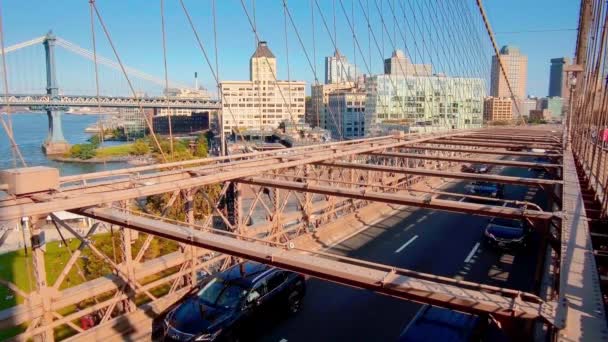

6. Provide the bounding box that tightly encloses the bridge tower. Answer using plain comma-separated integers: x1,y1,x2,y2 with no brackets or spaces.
41,31,70,155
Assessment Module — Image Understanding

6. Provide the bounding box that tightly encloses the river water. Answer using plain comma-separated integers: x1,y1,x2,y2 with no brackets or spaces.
0,113,130,176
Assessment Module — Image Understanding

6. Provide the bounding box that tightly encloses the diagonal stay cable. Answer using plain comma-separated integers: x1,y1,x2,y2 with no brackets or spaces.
89,0,168,162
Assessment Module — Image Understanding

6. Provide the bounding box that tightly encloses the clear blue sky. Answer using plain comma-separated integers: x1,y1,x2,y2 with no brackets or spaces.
1,0,579,97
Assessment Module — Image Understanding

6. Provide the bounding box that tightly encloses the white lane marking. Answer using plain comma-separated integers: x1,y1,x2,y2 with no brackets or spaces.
464,242,481,263
416,216,427,223
395,235,419,253
458,197,466,202
280,339,288,342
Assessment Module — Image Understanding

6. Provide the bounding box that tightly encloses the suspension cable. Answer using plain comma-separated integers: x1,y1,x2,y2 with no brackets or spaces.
160,0,173,156
475,0,525,125
0,0,26,167
89,0,167,162
177,0,250,149
89,0,104,147
211,0,224,156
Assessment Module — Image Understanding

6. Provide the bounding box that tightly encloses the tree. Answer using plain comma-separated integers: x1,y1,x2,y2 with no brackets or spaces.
131,139,150,156
70,143,96,160
88,134,101,148
194,134,209,158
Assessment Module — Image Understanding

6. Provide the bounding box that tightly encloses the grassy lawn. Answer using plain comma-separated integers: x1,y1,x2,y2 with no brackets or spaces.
95,143,134,158
0,231,180,339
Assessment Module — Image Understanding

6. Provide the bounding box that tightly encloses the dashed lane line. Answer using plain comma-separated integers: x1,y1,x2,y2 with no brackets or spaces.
395,235,419,253
464,242,481,263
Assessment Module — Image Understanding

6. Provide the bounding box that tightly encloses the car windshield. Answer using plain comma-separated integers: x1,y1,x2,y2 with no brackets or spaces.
491,217,523,228
196,278,247,309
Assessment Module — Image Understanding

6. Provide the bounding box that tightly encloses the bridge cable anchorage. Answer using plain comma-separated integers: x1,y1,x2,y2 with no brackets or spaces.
178,0,251,150
475,0,525,125
0,2,26,167
89,0,168,162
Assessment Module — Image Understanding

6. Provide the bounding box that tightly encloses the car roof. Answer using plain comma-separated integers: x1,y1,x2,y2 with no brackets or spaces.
217,261,275,287
399,306,481,342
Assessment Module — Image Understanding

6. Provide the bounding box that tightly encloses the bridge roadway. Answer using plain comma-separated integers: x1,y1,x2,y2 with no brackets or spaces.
257,156,548,341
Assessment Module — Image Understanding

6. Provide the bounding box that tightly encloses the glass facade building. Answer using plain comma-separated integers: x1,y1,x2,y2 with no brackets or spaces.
364,75,485,132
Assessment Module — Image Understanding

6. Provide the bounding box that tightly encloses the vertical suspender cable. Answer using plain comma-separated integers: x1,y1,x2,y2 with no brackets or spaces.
212,0,224,156
89,0,104,147
0,0,26,167
90,0,168,162
160,0,174,156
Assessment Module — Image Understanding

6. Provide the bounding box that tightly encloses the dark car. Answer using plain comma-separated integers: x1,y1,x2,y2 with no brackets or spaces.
461,164,491,174
467,181,504,198
399,305,507,342
153,261,306,341
484,217,528,249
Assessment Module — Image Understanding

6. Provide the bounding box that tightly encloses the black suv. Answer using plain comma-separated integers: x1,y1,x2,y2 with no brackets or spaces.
153,261,306,341
484,217,528,249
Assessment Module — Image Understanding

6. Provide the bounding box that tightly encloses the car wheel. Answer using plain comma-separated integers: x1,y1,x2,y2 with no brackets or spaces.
287,291,302,315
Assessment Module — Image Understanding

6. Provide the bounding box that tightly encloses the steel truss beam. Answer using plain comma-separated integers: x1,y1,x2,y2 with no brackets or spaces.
0,134,462,221
442,136,563,147
238,177,556,220
369,152,562,169
405,145,562,157
78,207,558,324
317,161,562,187
425,139,561,150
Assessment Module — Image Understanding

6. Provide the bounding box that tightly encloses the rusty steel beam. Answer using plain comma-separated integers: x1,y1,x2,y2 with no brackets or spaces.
405,145,563,157
464,134,562,143
426,139,561,150
443,136,563,147
0,134,465,221
555,151,608,340
78,207,557,324
318,161,562,187
239,177,556,220
369,152,562,169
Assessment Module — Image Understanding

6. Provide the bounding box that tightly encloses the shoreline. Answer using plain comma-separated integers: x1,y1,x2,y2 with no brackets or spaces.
49,155,153,165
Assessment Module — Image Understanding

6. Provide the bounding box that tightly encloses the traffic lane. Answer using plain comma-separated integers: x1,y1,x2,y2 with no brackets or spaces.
258,159,549,341
455,158,550,291
256,207,427,342
258,203,494,341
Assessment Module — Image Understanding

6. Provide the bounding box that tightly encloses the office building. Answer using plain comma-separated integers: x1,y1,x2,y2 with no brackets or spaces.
158,87,210,117
549,57,570,101
519,97,538,118
219,41,305,134
364,75,485,132
484,97,513,122
384,49,432,76
530,109,551,121
326,90,366,139
491,46,527,100
311,82,356,129
325,50,360,84
540,96,564,121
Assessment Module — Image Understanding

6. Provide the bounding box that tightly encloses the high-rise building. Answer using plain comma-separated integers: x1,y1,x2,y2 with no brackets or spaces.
549,57,570,101
364,75,484,132
326,90,366,139
540,96,564,121
325,49,360,84
219,41,305,134
483,97,513,122
530,109,551,121
384,49,432,76
491,46,527,102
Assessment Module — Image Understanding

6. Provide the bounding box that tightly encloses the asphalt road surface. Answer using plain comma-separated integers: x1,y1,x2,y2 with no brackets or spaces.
256,157,551,342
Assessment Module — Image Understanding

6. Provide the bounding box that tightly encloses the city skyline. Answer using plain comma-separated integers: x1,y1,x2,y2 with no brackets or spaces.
1,0,578,97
